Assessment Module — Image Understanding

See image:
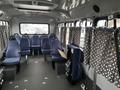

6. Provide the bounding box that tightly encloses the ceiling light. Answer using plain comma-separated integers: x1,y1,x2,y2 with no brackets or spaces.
14,4,52,10
17,8,50,13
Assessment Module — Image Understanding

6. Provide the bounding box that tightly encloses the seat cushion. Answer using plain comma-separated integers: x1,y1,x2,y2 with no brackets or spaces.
31,45,40,48
3,57,20,65
52,56,66,62
20,50,30,55
41,49,50,54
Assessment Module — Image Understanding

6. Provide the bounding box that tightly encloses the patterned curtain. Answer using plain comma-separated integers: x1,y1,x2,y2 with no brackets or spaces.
61,27,66,46
89,28,120,87
60,27,64,43
69,27,75,43
84,27,93,65
115,29,120,78
73,27,81,46
63,27,67,46
68,27,81,45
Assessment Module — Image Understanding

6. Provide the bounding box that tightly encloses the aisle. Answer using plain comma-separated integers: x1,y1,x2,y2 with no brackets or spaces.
2,56,82,90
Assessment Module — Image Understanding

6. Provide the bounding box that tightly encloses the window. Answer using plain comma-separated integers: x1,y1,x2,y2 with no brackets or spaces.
116,19,120,28
79,20,86,48
108,20,114,28
20,23,49,34
79,27,86,48
81,0,86,4
87,21,92,27
97,20,107,27
76,21,80,27
66,27,70,45
81,21,86,27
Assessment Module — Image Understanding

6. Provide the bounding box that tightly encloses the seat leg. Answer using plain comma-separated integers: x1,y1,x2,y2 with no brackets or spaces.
38,50,39,56
16,63,20,73
43,54,47,62
52,61,55,70
25,55,28,60
32,49,35,56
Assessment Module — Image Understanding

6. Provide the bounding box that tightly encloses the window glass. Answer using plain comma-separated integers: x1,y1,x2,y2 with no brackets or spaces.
81,0,86,4
87,21,92,27
76,21,80,27
20,23,49,34
97,20,107,27
71,23,74,27
81,21,86,27
58,27,61,40
66,23,69,27
2,21,6,26
108,20,114,28
116,19,120,28
66,27,70,45
0,21,2,26
79,27,86,48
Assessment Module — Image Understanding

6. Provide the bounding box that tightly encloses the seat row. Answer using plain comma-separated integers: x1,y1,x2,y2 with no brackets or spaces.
2,33,67,72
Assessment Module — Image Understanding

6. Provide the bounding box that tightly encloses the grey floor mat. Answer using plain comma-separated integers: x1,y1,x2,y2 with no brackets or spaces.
2,56,83,90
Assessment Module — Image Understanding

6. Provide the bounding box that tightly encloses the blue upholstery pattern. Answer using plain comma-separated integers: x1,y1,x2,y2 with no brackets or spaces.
30,35,40,49
41,36,50,54
3,40,20,65
20,36,30,56
14,33,21,45
3,57,20,65
48,33,66,62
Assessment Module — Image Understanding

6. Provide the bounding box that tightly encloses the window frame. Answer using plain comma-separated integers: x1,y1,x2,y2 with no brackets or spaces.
19,22,50,35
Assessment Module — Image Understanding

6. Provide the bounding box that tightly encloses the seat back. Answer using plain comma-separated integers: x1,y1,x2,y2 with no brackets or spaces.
6,40,20,58
20,36,30,51
14,33,21,45
31,35,39,46
48,33,58,40
41,37,50,49
22,34,29,39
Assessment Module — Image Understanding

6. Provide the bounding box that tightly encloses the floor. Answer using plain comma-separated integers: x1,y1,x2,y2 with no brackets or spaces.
2,55,82,90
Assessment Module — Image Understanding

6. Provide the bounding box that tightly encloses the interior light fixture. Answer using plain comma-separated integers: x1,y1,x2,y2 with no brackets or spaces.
14,4,53,10
17,8,50,13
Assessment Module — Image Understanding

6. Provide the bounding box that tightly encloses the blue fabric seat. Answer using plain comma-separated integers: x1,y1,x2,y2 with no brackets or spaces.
50,39,63,55
3,40,20,64
2,40,21,72
20,35,30,56
49,37,65,62
48,33,63,55
41,36,50,54
3,57,20,65
14,33,21,45
30,35,40,49
52,55,66,62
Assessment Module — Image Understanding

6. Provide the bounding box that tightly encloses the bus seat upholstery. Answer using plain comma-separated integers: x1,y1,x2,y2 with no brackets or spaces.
2,40,21,72
30,35,40,49
41,36,50,54
20,36,30,56
14,33,21,45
